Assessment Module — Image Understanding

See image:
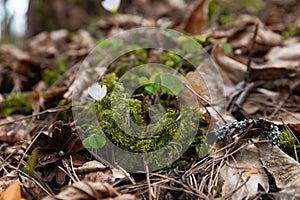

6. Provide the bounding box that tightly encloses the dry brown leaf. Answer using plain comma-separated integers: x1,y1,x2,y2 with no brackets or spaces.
242,89,281,115
0,180,23,200
265,43,300,62
256,142,300,189
185,70,205,96
277,185,300,200
0,117,31,144
0,45,41,93
76,161,115,183
184,0,208,34
42,86,68,102
26,29,69,57
211,43,247,89
209,15,283,52
286,122,300,142
0,173,16,195
219,144,269,199
243,168,260,178
212,43,300,94
26,29,96,58
42,181,136,200
97,14,156,31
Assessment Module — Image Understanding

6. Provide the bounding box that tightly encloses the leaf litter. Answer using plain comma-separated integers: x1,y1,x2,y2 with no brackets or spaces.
1,0,300,199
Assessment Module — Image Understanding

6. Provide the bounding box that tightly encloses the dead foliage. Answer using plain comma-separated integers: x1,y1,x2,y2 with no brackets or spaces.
1,0,300,199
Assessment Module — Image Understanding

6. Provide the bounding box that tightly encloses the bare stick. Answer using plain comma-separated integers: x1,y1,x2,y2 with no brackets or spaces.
245,23,259,83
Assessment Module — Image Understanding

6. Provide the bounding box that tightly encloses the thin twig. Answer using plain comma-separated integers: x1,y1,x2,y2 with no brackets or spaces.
144,162,154,200
6,161,53,195
151,173,209,200
114,162,136,185
70,155,80,182
58,165,77,183
245,23,259,83
280,118,300,145
0,105,70,127
16,127,46,172
223,176,251,200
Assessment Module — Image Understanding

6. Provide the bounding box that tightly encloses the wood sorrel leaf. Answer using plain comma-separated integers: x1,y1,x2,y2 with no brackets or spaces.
160,73,184,95
89,133,106,148
83,133,106,149
145,83,159,93
138,76,151,85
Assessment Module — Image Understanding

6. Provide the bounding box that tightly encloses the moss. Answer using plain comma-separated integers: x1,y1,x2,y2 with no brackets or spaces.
283,24,297,38
279,128,300,160
42,56,67,85
82,73,207,170
208,0,265,25
0,92,32,115
279,129,296,148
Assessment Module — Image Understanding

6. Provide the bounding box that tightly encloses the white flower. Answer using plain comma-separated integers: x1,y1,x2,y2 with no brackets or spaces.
88,84,107,100
101,0,121,13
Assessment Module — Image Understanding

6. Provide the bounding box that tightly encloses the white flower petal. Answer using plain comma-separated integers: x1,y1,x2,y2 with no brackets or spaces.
88,84,107,100
98,85,107,99
102,0,120,12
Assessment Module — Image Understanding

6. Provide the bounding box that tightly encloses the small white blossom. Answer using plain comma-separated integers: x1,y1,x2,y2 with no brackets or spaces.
88,84,107,100
101,0,121,13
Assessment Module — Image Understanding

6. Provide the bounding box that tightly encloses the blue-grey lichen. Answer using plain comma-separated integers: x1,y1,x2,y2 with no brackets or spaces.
214,118,280,145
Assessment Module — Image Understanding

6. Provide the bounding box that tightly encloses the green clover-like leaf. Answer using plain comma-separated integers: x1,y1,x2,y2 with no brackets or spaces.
83,133,106,149
160,73,184,95
145,83,160,93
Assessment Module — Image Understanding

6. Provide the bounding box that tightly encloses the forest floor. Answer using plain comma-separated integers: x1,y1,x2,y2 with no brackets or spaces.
1,0,300,199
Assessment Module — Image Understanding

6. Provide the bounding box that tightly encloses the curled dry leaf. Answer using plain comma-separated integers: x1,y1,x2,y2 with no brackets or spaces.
75,161,115,183
211,43,247,90
42,181,136,200
26,29,96,57
265,43,300,62
212,42,300,95
209,15,283,52
184,0,208,34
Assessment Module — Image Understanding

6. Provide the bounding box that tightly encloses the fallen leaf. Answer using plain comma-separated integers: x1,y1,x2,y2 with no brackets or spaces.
243,168,260,178
211,43,247,90
42,181,136,200
75,161,115,183
184,0,208,34
265,43,300,61
256,142,300,189
208,15,283,52
219,144,269,199
0,117,31,144
0,180,23,200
